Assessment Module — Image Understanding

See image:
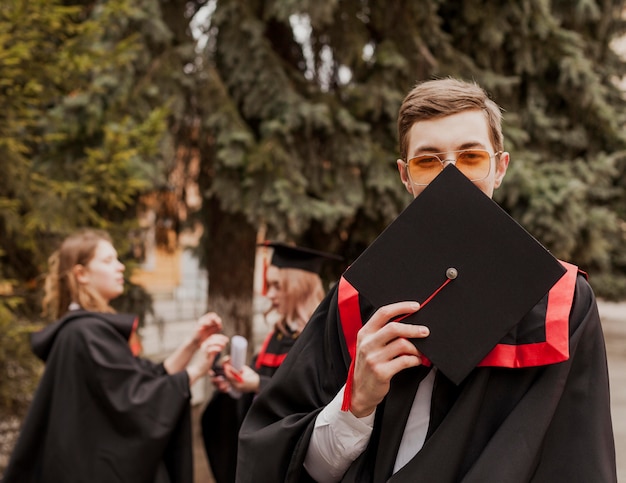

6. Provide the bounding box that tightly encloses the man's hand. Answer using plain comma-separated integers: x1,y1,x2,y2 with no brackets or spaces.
349,301,429,418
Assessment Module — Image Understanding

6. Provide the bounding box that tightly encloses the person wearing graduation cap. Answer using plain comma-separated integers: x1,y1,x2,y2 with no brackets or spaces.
236,78,616,482
200,241,341,483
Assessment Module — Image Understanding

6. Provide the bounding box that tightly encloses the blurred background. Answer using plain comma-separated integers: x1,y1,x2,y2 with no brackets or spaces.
1,0,626,480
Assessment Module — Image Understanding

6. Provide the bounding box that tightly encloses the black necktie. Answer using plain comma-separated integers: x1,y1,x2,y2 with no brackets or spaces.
426,369,460,440
372,365,433,482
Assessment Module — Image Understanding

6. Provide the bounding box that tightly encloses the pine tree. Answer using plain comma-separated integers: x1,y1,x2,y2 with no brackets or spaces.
192,0,626,301
0,0,193,422
2,0,625,439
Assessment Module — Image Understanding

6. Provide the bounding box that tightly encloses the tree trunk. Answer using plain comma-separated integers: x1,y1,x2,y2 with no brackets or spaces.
205,197,257,340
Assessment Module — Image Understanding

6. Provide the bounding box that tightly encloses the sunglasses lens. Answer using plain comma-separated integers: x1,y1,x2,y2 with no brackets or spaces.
456,150,491,181
407,155,442,185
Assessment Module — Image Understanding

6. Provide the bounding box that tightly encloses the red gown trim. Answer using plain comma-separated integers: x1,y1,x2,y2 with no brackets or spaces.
338,277,360,361
255,331,288,369
338,260,577,371
478,261,576,368
129,316,142,356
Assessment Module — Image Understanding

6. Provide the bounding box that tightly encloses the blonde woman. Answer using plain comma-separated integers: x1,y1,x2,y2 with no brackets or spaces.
5,229,228,483
201,241,341,483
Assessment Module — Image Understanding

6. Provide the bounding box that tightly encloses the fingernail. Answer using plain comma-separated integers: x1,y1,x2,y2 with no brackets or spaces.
232,372,244,383
411,302,420,310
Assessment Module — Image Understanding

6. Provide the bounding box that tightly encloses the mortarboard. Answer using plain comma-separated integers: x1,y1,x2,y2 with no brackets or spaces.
342,166,566,384
259,241,343,274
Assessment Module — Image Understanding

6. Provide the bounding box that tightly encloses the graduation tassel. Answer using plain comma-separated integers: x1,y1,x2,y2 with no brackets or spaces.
420,277,452,307
341,358,356,411
261,254,269,296
340,268,457,412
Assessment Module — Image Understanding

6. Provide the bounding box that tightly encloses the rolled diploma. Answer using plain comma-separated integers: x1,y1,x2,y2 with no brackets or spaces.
228,335,248,399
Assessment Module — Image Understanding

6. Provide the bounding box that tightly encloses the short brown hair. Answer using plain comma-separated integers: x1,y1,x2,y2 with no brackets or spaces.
397,78,504,161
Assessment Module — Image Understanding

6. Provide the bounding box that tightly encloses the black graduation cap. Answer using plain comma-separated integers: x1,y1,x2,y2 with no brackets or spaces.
259,241,343,274
342,166,566,384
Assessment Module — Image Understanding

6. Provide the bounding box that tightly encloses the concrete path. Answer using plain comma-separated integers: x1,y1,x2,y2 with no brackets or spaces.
598,301,626,482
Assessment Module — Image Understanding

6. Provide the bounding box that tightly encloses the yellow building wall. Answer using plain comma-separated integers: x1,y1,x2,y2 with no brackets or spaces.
131,247,181,296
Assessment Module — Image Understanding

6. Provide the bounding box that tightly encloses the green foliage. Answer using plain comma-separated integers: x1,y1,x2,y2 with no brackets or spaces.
0,307,43,419
0,0,194,299
0,0,193,419
194,0,626,296
2,0,626,431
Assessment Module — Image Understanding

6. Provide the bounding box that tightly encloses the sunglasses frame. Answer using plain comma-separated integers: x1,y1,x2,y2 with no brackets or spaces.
402,149,502,187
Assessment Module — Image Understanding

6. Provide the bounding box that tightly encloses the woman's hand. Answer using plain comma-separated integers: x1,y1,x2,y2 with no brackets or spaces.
201,334,229,366
209,355,232,393
223,361,261,394
165,315,224,376
187,333,229,385
210,372,232,393
191,312,223,348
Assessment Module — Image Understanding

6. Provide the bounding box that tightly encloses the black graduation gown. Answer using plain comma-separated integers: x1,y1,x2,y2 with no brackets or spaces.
237,264,616,482
201,327,299,483
3,310,194,483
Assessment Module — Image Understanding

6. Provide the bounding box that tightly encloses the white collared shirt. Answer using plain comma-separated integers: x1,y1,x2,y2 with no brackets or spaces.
304,369,437,482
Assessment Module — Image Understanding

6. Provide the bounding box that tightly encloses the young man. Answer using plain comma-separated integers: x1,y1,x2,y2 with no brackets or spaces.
236,78,616,482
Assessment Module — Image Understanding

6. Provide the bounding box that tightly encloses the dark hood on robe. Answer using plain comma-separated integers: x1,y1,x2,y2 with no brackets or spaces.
31,310,136,362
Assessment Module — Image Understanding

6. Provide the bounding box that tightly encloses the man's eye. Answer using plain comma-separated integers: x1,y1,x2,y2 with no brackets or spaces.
411,156,439,168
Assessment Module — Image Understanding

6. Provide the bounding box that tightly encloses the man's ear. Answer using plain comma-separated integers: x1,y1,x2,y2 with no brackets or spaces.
493,152,510,189
397,159,415,196
73,264,89,285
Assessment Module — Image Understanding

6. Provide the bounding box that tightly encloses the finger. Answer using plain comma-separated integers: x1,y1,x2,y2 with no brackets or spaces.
203,342,221,351
384,353,424,377
202,336,229,355
358,317,428,355
223,363,245,381
223,361,241,376
202,334,229,347
355,357,423,396
199,312,223,329
356,349,423,383
362,301,421,335
382,321,430,341
216,381,231,392
198,323,221,335
354,333,424,382
205,344,226,356
202,338,227,351
382,336,421,359
229,371,244,383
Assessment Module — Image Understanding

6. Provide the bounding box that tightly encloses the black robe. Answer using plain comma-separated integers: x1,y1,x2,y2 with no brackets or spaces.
237,264,616,482
3,310,193,483
201,327,300,483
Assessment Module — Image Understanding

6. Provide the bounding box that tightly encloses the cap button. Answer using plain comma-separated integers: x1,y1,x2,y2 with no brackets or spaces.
446,267,458,280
